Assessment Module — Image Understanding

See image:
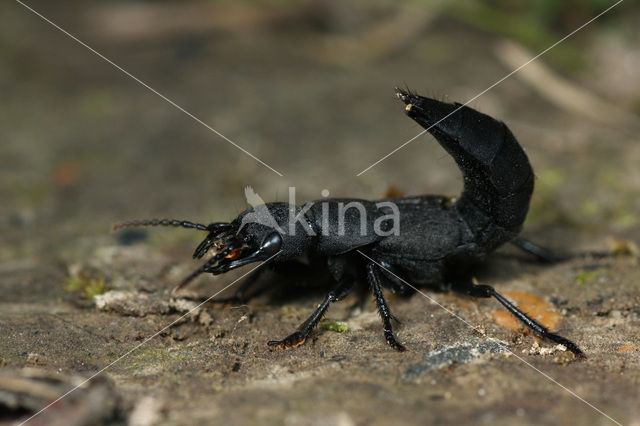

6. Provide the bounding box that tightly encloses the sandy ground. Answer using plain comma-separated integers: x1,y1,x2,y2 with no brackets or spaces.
1,1,640,425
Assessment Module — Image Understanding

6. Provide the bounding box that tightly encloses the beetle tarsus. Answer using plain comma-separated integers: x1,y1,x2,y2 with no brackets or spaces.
268,332,306,350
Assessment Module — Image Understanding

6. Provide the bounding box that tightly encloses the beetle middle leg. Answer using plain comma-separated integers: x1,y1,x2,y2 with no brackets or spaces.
268,275,355,349
450,279,585,357
366,263,406,352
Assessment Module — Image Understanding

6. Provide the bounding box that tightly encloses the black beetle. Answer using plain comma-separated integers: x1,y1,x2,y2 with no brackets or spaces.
113,89,584,357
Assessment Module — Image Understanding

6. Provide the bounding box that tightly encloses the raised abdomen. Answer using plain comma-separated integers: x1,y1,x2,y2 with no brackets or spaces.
396,90,534,247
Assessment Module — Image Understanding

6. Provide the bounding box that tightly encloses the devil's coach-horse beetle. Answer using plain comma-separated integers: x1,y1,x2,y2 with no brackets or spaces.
113,89,585,358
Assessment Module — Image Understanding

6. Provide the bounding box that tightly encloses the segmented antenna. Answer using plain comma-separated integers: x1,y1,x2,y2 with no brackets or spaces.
111,219,208,233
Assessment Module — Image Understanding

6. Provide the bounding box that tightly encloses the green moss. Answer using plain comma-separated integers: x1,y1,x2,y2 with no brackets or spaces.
537,168,566,189
116,345,200,375
118,346,169,374
614,211,638,229
578,196,638,229
63,275,107,299
574,270,601,284
579,199,600,218
319,320,348,333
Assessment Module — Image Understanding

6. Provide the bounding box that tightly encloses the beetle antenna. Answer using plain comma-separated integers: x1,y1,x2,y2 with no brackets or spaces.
111,219,209,233
172,248,231,293
172,265,207,294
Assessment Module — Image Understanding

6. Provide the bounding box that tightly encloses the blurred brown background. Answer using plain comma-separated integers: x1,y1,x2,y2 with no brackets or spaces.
1,1,639,425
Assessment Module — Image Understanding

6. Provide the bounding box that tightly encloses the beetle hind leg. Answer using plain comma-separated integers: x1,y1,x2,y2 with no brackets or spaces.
510,236,613,264
451,280,585,358
510,237,564,263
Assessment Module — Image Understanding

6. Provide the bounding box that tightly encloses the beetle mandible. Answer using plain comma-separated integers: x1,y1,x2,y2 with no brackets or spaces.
113,89,584,357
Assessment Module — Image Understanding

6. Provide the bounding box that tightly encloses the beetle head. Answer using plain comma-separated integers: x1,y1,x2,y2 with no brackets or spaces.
112,202,313,292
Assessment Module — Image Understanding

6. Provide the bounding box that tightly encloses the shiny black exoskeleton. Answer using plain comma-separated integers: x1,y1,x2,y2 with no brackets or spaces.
113,89,584,357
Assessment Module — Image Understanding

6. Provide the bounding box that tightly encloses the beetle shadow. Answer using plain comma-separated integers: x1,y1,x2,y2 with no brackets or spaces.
260,268,336,304
217,262,372,308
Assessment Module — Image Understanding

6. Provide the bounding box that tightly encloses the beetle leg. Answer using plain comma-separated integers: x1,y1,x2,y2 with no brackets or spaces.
510,237,564,263
204,266,268,305
451,280,585,358
268,277,355,350
208,260,315,305
366,263,406,352
510,237,612,263
378,263,413,297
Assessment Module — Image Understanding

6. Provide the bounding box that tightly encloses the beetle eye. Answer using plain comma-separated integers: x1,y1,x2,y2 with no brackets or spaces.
260,233,282,256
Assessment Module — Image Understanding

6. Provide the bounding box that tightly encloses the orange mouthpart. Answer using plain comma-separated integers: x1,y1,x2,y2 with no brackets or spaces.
225,247,242,260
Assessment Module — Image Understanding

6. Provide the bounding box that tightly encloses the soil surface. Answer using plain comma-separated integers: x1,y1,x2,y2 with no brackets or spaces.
1,1,639,425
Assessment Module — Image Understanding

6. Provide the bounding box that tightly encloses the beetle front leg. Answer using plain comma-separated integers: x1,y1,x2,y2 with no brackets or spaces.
366,263,406,352
268,277,355,350
204,266,267,305
450,280,585,358
205,260,315,305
